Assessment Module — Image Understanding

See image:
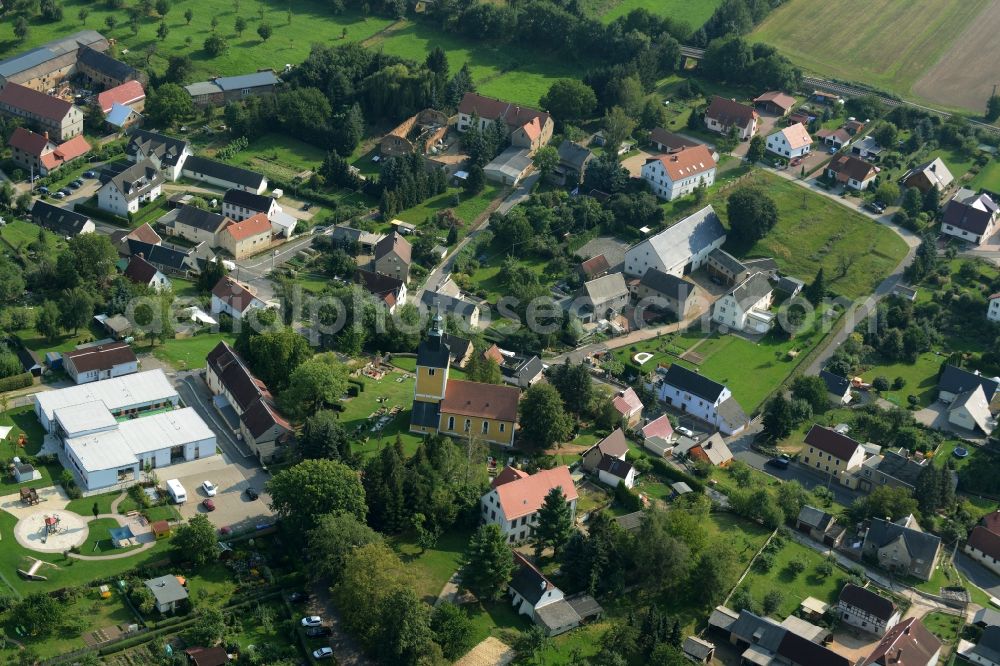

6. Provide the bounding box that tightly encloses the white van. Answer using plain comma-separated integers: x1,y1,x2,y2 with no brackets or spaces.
166,479,187,504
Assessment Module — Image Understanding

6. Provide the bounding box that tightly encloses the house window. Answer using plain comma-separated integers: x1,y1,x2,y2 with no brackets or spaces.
464,419,471,432
428,368,435,376
499,423,505,433
447,416,455,430
482,421,489,435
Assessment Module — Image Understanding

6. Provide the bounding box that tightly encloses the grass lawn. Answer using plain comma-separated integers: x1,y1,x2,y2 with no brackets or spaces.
861,351,941,408
65,491,122,517
0,0,394,82
739,538,846,619
716,172,909,301
12,320,107,357
922,610,964,646
169,277,204,300
393,527,472,603
144,504,182,522
0,219,63,254
465,243,555,303
0,407,61,496
232,599,290,653
599,0,721,26
345,366,428,458
79,517,140,555
749,0,987,101
612,329,707,376
370,20,584,107
972,159,1000,193
0,509,173,597
152,331,236,370
226,133,328,183
391,184,505,233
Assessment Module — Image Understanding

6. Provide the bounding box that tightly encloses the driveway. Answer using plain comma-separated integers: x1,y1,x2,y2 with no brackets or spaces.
956,552,1000,600
621,149,655,178
913,401,988,441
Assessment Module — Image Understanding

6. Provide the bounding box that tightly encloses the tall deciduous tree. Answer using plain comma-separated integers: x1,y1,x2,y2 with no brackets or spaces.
306,510,382,583
746,134,766,163
519,383,573,449
602,106,637,159
540,79,597,125
532,145,559,180
762,393,794,441
463,523,514,601
727,187,778,245
146,83,193,126
35,300,61,342
299,410,350,460
432,602,474,660
266,458,366,534
57,288,94,334
534,487,572,556
257,23,272,41
335,543,408,645
374,587,436,665
171,514,217,565
278,354,348,420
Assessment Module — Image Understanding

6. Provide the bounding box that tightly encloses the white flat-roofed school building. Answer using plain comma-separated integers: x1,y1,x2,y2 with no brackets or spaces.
34,369,179,433
64,407,215,491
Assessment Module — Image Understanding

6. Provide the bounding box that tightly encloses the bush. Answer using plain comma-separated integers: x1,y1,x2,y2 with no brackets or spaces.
647,457,704,492
892,377,906,390
786,559,806,577
0,372,32,392
762,589,784,615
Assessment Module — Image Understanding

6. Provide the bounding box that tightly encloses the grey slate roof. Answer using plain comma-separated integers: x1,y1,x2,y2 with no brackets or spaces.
416,326,451,369
683,636,715,660
0,31,106,79
939,365,999,401
534,600,581,632
973,607,1000,627
709,248,746,274
865,517,941,564
144,575,188,605
420,290,479,320
215,70,280,91
638,268,694,302
596,453,634,480
503,355,544,384
615,510,645,533
661,364,726,403
717,397,747,430
583,273,628,304
31,200,91,236
127,239,189,271
636,205,726,273
77,45,137,83
126,129,189,167
565,593,602,620
743,257,779,273
797,505,834,531
557,141,592,171
223,188,272,212
509,555,554,606
174,206,230,233
107,158,162,202
183,156,265,190
839,584,896,621
820,369,851,396
730,272,772,310
969,626,1000,665
409,398,440,428
875,449,926,488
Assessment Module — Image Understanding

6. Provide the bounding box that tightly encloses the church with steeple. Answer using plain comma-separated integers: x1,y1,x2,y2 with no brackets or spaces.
409,315,520,446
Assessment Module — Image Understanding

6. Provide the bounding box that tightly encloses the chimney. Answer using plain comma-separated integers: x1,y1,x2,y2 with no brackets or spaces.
43,131,48,141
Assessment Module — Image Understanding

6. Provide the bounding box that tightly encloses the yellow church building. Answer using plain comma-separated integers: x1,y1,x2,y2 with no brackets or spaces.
409,316,520,446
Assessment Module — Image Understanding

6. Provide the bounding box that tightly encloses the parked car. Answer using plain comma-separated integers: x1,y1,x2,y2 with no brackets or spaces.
83,171,97,178
288,591,307,603
202,498,216,511
67,181,81,190
301,616,323,627
790,157,801,167
828,146,838,154
867,201,886,214
245,487,259,500
766,455,791,469
676,426,694,438
306,626,333,638
313,647,334,660
301,202,312,211
53,192,65,199
36,186,49,194
202,480,217,497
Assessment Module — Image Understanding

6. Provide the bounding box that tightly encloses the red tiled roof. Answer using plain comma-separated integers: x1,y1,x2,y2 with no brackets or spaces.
126,222,162,245
441,378,519,421
494,465,578,520
8,127,52,155
641,414,674,440
0,83,73,122
969,525,1000,560
649,144,716,181
580,254,610,277
98,80,146,113
223,212,271,242
62,341,136,373
827,154,877,183
211,276,260,313
805,424,863,461
612,387,642,417
982,510,1000,533
458,92,551,135
53,134,90,161
483,344,504,365
753,91,796,111
863,618,941,666
491,465,530,489
705,96,758,128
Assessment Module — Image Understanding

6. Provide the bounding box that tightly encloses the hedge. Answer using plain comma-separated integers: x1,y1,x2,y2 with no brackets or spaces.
73,200,130,227
0,371,33,392
348,378,365,393
648,457,705,493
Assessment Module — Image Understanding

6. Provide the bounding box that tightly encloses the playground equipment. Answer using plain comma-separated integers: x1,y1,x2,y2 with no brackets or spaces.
19,487,39,506
44,514,60,535
16,557,57,581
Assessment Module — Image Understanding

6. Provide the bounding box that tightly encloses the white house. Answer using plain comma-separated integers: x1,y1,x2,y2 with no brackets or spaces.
838,584,900,636
125,129,191,182
34,369,179,434
941,189,999,246
711,273,774,333
656,364,747,435
123,254,171,292
97,158,163,217
481,466,577,544
508,552,591,637
990,294,1000,322
180,155,267,194
766,122,812,159
964,521,1000,577
641,145,716,201
704,96,758,140
222,189,279,222
597,454,636,489
210,276,267,321
624,205,726,278
578,272,630,322
144,575,189,614
61,342,138,385
960,626,1000,666
947,384,995,434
